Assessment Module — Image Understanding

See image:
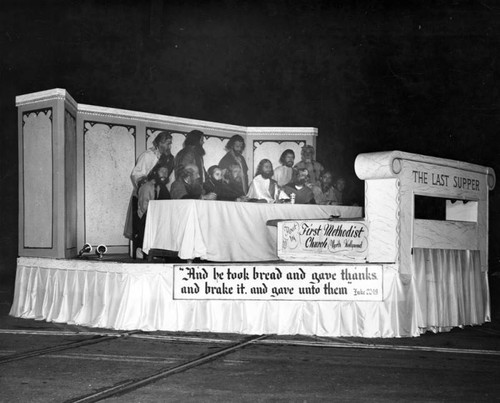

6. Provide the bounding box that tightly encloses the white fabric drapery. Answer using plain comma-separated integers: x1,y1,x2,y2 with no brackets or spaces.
142,200,362,261
11,257,418,337
412,248,489,333
10,249,488,337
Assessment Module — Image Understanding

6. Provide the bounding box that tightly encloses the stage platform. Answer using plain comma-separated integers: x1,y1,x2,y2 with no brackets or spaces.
9,252,489,339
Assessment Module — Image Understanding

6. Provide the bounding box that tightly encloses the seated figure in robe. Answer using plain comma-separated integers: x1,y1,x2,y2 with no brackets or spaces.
171,164,216,200
246,159,279,203
204,165,245,201
283,168,316,204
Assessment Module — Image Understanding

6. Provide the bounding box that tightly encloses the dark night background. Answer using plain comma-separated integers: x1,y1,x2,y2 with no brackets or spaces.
0,1,499,283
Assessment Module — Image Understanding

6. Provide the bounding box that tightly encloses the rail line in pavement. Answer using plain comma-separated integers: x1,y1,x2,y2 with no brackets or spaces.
64,334,269,403
1,328,498,401
0,330,140,365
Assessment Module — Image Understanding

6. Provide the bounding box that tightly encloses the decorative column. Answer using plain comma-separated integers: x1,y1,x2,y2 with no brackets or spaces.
17,89,78,258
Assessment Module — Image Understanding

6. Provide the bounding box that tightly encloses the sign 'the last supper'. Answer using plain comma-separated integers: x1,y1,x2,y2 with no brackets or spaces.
277,220,368,262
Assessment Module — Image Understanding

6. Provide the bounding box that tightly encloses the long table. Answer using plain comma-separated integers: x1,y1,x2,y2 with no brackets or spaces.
142,200,363,261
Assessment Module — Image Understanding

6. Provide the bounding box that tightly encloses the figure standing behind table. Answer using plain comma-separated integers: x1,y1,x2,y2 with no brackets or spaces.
283,168,316,204
204,165,245,201
131,131,174,191
136,155,173,254
273,149,295,187
171,164,216,200
174,129,208,183
312,170,338,205
294,145,324,185
218,134,249,194
246,159,279,203
126,131,174,251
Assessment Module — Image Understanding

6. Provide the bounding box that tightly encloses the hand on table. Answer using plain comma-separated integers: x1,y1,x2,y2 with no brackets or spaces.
202,192,217,200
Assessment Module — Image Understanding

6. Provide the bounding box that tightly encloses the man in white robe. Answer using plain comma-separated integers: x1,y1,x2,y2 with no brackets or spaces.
125,131,174,246
131,132,174,191
247,159,279,203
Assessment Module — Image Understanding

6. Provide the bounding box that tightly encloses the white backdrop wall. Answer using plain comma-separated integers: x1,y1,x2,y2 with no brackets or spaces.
16,89,317,257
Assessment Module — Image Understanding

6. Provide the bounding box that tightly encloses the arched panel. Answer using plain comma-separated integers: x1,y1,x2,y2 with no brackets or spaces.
252,140,305,176
23,109,53,248
146,128,186,157
84,122,135,247
145,128,230,172
204,136,230,169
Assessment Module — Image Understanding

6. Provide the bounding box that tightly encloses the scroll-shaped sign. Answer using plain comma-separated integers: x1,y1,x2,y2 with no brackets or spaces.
277,220,368,262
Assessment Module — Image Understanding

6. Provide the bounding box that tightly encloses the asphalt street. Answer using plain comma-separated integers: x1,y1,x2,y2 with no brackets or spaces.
1,279,499,402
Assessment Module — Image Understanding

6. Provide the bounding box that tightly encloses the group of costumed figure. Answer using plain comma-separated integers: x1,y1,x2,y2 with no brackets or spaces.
128,130,347,253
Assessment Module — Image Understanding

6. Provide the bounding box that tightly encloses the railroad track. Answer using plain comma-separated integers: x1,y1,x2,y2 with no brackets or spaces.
0,329,268,402
1,328,499,402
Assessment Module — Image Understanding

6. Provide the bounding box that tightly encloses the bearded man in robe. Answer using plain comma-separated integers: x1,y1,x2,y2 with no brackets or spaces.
246,159,279,203
219,135,249,194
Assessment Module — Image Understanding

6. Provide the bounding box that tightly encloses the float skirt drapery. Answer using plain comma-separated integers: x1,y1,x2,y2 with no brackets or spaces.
11,257,418,337
412,248,489,333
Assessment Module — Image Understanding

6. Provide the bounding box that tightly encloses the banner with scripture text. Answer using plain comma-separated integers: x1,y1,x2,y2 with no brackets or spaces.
173,265,383,301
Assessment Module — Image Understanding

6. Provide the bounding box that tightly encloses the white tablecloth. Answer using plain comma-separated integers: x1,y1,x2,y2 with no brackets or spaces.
142,200,362,261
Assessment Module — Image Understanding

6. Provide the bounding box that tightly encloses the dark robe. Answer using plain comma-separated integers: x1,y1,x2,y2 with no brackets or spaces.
219,151,249,194
136,181,171,249
203,178,243,201
283,183,316,204
175,146,206,182
170,178,204,200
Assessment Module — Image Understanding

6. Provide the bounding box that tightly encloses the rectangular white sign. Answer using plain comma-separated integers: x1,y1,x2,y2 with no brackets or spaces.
277,220,368,262
173,265,383,301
